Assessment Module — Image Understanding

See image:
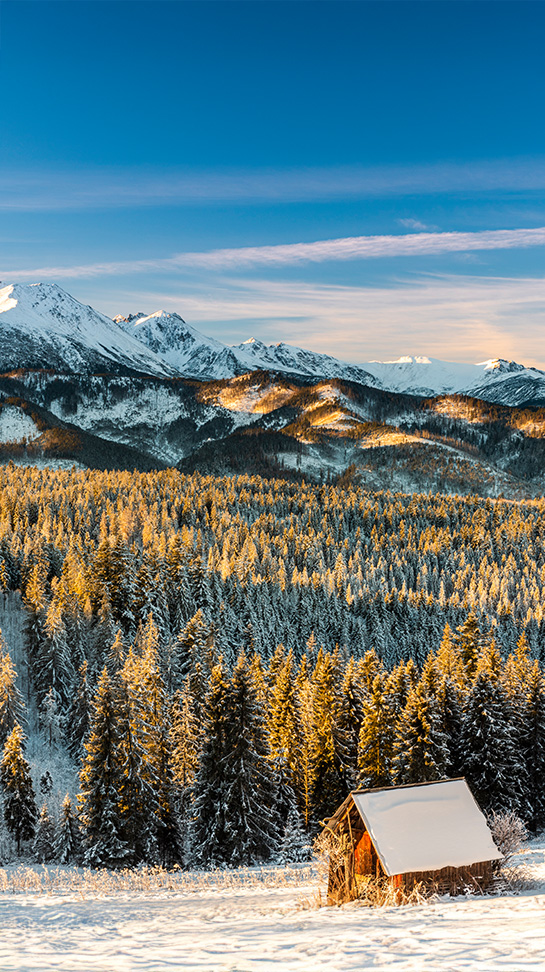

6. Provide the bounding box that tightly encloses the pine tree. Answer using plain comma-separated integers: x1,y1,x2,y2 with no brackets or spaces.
278,805,312,863
0,724,37,854
78,669,129,868
221,653,280,866
459,667,524,815
55,794,80,864
392,684,449,785
33,803,56,863
191,660,232,867
65,661,91,758
0,646,25,747
358,673,395,788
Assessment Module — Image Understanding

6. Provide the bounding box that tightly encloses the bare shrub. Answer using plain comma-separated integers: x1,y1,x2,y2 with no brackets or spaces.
313,826,357,905
487,811,528,867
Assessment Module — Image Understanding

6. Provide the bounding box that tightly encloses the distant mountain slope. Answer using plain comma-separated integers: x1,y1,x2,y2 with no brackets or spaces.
116,309,380,385
115,309,246,380
0,393,164,471
115,302,545,406
0,283,175,377
2,368,545,496
362,354,543,402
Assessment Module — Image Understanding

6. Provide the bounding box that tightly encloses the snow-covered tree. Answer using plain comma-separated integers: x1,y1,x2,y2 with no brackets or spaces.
78,669,129,868
0,724,37,854
33,803,56,863
55,794,80,864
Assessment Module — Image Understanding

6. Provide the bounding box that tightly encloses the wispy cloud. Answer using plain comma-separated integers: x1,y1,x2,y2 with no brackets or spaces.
1,156,545,210
398,218,438,231
3,226,545,279
120,273,545,368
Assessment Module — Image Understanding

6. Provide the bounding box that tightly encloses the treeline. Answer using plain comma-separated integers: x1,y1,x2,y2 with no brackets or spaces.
1,611,544,868
0,466,545,674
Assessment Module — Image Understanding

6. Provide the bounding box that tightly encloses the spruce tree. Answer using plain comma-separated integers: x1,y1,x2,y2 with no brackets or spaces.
78,669,129,868
135,623,181,865
309,651,347,824
278,805,312,863
33,804,56,863
520,662,545,832
115,656,153,865
170,679,201,864
191,659,232,867
0,724,37,854
65,661,91,759
55,794,80,864
358,672,395,788
0,647,25,747
459,667,524,815
34,601,74,711
221,653,279,866
267,651,299,785
392,684,449,784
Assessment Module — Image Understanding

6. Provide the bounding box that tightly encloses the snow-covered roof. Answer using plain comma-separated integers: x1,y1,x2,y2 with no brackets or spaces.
344,779,503,876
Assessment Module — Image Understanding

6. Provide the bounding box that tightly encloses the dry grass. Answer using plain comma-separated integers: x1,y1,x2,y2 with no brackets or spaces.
0,863,317,897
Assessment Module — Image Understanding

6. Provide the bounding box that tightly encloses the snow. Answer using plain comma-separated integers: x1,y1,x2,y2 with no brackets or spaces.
0,284,174,377
352,780,502,876
362,355,540,399
2,839,545,971
0,407,40,443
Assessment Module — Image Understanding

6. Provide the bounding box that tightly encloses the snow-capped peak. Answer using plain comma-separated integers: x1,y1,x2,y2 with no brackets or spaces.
0,282,175,377
478,358,527,374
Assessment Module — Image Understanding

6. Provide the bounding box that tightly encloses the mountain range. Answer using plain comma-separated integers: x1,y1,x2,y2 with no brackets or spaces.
1,281,545,497
114,303,545,406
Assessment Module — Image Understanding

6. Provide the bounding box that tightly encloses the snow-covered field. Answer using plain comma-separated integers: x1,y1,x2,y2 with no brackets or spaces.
2,841,545,971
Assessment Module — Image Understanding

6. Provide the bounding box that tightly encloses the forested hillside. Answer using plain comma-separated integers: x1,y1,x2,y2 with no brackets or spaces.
0,466,544,866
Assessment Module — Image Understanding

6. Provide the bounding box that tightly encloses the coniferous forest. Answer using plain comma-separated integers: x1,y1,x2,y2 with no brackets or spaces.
0,464,544,866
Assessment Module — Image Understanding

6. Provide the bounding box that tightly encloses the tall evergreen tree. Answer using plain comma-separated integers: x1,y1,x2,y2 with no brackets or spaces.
191,660,232,867
33,803,56,863
459,667,525,815
78,669,129,868
65,661,91,758
358,673,395,788
221,653,279,866
55,794,80,864
309,651,348,824
0,647,25,747
520,662,545,832
392,684,449,784
0,724,37,854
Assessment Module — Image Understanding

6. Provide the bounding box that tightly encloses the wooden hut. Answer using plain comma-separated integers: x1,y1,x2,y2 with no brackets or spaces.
322,778,503,903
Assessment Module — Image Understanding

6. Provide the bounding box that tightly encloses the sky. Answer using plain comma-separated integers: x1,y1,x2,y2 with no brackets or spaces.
1,0,545,365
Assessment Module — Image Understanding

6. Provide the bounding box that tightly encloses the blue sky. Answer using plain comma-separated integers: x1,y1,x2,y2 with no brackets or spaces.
1,0,545,364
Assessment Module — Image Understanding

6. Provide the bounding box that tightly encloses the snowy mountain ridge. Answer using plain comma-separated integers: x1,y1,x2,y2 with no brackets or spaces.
1,282,544,407
0,283,176,377
114,301,543,404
